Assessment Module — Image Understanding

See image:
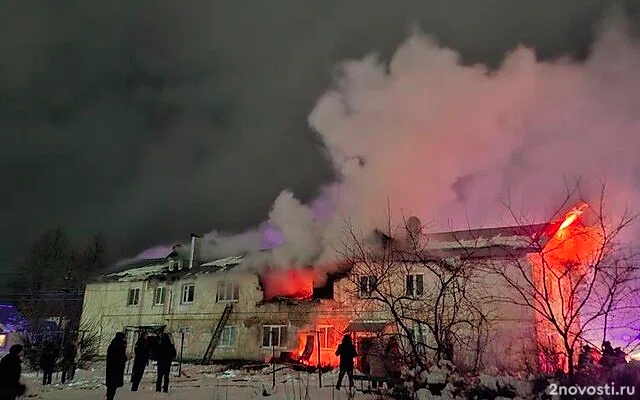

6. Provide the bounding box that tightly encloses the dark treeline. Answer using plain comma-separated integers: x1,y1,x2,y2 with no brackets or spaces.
7,227,110,332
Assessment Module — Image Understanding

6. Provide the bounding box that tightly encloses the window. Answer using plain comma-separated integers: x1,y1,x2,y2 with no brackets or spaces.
153,286,165,305
359,275,377,297
0,333,6,348
410,323,428,354
405,274,424,297
318,325,336,349
216,281,239,302
127,288,140,306
219,326,238,347
181,284,195,304
262,325,288,348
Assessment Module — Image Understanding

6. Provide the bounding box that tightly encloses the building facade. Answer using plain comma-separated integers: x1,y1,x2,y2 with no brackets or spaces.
80,222,568,372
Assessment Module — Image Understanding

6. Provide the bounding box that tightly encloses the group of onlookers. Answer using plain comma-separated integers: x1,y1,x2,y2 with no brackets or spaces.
106,331,176,400
578,340,628,371
38,340,79,385
0,338,78,400
0,330,176,400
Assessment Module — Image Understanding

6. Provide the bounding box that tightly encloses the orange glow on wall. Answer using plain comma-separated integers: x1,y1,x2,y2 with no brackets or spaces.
529,203,601,373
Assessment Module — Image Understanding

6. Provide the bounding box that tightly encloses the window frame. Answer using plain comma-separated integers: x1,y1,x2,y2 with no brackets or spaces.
216,281,240,302
358,275,378,298
410,323,429,354
317,325,335,349
219,326,238,348
127,287,140,306
181,283,195,304
153,286,165,306
405,273,425,297
262,325,288,348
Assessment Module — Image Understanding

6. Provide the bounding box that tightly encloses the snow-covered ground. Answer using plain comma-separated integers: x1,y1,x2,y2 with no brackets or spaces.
21,362,377,400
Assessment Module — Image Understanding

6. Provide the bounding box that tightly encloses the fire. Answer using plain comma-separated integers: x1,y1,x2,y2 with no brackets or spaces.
555,203,588,239
294,319,346,368
261,268,318,300
529,203,601,373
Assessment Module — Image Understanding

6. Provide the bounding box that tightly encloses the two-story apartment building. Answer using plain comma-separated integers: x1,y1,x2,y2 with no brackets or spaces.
80,216,580,372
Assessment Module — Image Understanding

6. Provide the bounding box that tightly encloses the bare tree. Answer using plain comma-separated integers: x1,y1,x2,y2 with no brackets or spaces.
486,185,640,379
11,229,109,334
10,226,72,326
337,214,492,372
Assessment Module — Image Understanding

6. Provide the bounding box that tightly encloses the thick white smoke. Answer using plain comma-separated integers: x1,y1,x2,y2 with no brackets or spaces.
308,13,640,259
134,12,640,269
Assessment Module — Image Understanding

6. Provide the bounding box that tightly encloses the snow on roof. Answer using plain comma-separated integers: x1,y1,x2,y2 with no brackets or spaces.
200,255,244,268
96,255,246,282
101,259,169,281
190,255,244,275
423,223,551,250
426,234,534,250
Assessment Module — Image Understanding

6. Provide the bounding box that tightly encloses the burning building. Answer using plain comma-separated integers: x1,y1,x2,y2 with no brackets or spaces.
79,207,601,373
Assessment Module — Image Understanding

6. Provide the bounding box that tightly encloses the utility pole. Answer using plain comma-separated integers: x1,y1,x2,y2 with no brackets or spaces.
272,330,276,388
316,330,322,387
178,330,185,376
61,269,72,345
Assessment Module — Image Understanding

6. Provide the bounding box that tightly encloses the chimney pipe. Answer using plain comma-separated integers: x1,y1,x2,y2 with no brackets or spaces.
189,233,201,269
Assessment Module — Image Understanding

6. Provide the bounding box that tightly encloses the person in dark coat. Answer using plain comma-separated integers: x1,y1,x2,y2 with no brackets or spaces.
0,344,27,400
105,332,127,400
130,331,150,391
60,339,78,383
335,334,357,390
39,341,58,386
600,340,615,368
155,333,176,393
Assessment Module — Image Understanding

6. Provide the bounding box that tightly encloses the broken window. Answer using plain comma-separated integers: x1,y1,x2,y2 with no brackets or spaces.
127,288,140,306
262,325,288,348
219,326,238,347
153,286,165,305
216,281,240,302
359,275,378,297
181,284,195,304
405,274,424,297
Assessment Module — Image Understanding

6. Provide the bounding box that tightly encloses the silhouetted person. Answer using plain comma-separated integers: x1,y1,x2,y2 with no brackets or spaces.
155,333,176,393
61,339,78,383
600,341,615,368
39,342,58,386
577,345,594,370
106,332,127,400
335,334,357,390
613,347,627,366
0,344,27,400
130,331,150,391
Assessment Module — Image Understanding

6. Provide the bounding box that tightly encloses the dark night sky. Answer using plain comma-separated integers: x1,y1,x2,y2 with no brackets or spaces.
0,0,635,270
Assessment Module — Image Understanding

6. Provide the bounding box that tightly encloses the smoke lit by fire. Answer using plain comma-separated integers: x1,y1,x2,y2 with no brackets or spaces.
529,203,601,373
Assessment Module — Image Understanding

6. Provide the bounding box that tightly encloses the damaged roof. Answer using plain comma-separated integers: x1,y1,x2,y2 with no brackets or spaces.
94,255,246,283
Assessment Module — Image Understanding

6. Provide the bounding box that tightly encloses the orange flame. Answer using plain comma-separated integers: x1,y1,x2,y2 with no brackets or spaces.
261,268,317,300
294,320,347,367
530,202,600,373
555,203,589,239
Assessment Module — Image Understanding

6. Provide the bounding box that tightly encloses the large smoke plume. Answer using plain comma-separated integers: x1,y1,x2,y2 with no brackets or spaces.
135,10,640,271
